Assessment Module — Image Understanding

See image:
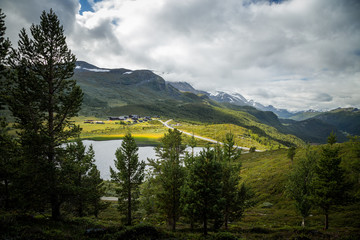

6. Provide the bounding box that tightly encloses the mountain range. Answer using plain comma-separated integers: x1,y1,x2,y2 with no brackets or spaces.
74,61,359,144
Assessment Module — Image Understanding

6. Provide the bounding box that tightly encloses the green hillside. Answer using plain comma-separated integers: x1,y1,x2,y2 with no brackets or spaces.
312,108,360,136
72,62,354,145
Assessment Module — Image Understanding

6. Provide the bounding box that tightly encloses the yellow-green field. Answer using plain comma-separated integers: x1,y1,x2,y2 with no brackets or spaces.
72,116,167,144
167,120,283,150
71,116,303,149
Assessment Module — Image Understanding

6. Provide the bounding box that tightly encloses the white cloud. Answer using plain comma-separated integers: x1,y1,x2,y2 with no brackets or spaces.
1,0,360,111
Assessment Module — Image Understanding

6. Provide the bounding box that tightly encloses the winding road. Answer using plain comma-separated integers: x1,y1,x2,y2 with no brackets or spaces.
159,119,251,151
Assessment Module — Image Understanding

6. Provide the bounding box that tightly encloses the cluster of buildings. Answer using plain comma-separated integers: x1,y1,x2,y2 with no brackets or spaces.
83,115,160,124
83,120,105,124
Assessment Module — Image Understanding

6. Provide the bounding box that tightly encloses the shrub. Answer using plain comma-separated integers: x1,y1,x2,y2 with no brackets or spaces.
212,231,238,240
108,224,162,240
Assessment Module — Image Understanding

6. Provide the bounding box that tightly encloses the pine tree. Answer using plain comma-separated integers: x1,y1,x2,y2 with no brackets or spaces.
85,165,109,218
287,146,296,163
327,131,337,145
287,145,316,227
110,133,145,225
311,142,347,229
151,128,185,231
221,133,249,229
5,9,83,219
183,147,224,235
63,139,105,217
0,8,15,210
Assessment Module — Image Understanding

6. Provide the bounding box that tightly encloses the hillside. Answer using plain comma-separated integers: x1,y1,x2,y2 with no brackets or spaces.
311,108,360,136
72,61,352,145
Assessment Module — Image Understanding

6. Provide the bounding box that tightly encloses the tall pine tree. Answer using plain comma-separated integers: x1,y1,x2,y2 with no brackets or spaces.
287,145,316,227
220,133,251,229
63,139,106,217
182,147,224,235
311,134,348,229
110,133,145,225
153,128,185,231
5,9,83,219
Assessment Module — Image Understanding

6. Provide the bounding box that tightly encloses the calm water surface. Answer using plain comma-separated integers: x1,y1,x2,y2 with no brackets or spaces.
82,140,203,180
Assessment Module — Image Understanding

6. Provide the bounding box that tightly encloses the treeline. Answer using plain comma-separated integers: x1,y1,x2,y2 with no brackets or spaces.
110,130,253,235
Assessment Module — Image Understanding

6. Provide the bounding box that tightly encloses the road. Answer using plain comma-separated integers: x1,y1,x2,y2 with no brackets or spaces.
159,119,251,151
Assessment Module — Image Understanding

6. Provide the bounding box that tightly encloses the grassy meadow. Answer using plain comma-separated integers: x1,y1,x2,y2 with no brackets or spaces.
2,142,359,240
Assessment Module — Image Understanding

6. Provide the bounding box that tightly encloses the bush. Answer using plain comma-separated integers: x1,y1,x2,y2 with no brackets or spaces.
249,147,256,153
106,224,162,240
212,231,238,240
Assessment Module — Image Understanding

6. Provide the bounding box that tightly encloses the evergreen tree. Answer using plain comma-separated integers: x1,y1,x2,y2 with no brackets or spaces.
183,147,224,235
221,133,250,229
63,139,106,217
0,120,18,209
110,133,145,225
151,128,185,231
85,165,109,218
0,8,16,210
5,9,83,219
311,143,348,229
287,146,296,163
327,131,337,145
287,145,316,227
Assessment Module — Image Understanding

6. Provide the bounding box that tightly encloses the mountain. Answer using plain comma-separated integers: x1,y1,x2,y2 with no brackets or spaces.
288,110,322,121
167,82,297,119
72,61,352,144
311,108,360,136
166,81,207,95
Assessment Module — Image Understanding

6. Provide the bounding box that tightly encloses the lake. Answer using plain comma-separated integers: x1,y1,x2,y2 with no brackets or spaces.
82,140,203,180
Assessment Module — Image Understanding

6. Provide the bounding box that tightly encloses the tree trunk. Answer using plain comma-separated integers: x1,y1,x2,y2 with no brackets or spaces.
51,194,61,220
128,185,132,226
203,213,208,236
172,213,176,232
4,179,9,209
224,206,229,229
324,212,329,230
301,217,305,228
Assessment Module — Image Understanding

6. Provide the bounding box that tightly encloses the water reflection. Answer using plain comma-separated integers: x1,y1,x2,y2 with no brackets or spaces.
82,140,203,180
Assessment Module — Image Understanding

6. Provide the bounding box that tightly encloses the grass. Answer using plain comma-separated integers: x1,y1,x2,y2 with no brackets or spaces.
72,116,168,144
1,143,360,239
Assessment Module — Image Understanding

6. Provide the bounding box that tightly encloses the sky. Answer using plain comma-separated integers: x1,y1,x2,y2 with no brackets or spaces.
1,0,360,111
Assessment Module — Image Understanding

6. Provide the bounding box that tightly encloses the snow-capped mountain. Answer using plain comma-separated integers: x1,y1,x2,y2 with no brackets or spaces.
208,91,248,106
167,81,297,119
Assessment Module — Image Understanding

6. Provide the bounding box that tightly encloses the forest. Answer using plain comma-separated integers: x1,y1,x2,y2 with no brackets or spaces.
1,9,360,240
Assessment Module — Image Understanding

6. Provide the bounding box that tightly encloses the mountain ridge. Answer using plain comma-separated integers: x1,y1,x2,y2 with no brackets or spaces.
73,61,355,144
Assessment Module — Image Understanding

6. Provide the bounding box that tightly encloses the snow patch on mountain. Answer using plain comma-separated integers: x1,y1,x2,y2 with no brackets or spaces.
75,65,110,72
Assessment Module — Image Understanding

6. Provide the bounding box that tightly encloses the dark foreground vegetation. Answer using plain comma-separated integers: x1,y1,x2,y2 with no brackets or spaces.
1,8,360,240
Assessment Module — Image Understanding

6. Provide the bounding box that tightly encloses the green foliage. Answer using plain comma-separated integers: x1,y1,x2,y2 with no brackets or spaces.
211,231,238,240
181,147,224,235
0,118,18,209
63,139,107,217
286,145,316,227
4,9,83,219
110,133,145,225
106,224,163,240
311,143,348,229
220,133,253,229
313,108,360,136
149,128,185,231
249,147,256,153
0,8,11,110
287,146,296,162
327,131,337,145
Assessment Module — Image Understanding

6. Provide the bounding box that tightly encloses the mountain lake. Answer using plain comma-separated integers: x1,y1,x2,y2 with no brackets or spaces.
82,140,204,180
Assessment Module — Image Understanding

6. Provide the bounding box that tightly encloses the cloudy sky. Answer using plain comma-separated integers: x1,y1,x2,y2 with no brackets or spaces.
1,0,360,111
